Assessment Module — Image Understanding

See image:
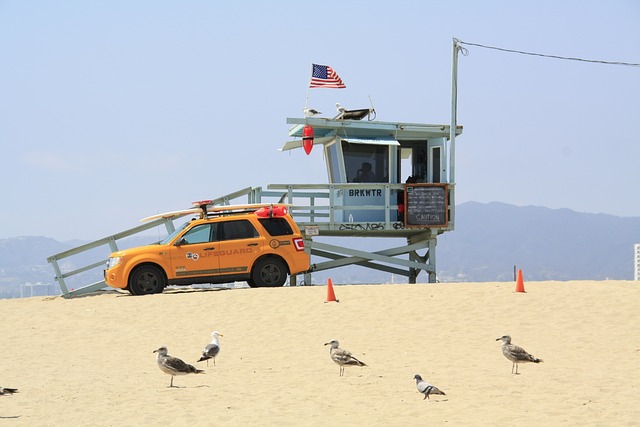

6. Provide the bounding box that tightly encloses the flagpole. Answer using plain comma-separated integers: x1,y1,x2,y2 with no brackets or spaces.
450,39,459,185
449,38,461,230
305,64,313,109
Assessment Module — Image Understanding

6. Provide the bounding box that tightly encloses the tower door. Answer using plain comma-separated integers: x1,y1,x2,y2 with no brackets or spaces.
427,138,446,183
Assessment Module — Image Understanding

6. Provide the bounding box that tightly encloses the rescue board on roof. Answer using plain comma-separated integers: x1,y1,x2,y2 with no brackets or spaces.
140,208,202,222
140,203,291,222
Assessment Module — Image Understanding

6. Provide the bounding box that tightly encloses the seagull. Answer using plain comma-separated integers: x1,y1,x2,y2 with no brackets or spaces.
335,102,346,113
496,335,543,374
303,108,322,117
0,386,18,396
197,331,223,366
413,374,446,400
324,339,367,377
154,346,204,387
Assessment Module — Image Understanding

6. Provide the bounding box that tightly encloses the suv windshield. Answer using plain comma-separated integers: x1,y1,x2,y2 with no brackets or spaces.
158,221,191,245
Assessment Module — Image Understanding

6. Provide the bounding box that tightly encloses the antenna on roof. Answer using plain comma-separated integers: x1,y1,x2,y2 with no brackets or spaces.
368,95,377,120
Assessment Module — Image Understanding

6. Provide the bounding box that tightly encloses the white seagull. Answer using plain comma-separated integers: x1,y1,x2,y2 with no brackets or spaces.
496,335,543,374
154,346,204,387
324,339,367,377
413,374,446,400
335,102,346,113
0,386,18,396
303,108,322,117
197,331,223,366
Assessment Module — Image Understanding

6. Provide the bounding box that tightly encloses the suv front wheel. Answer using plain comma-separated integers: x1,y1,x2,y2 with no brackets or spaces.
252,258,287,287
129,265,166,295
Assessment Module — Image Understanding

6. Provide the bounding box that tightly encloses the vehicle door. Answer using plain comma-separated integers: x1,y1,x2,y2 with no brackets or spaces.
214,219,263,277
168,223,219,280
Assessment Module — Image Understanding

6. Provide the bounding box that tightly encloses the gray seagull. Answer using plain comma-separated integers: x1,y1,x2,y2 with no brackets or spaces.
197,330,223,366
324,339,367,377
413,374,446,400
303,108,322,117
0,386,18,396
496,335,543,374
154,346,204,387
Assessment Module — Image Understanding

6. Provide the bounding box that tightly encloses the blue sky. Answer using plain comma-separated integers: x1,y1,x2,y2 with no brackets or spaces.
1,1,638,241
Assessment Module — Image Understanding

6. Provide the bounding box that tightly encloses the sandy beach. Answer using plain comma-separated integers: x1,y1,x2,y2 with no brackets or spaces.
1,280,639,426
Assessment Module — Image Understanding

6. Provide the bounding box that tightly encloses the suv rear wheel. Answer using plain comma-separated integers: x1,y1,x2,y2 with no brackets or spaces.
252,258,287,287
129,265,166,295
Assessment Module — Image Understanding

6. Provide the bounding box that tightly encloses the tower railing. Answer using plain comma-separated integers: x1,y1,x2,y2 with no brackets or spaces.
47,183,452,297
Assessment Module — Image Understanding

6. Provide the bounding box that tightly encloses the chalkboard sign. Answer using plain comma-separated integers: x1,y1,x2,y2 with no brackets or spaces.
404,184,449,227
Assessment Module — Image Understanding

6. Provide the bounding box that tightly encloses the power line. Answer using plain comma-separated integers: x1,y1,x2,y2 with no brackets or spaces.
456,39,640,67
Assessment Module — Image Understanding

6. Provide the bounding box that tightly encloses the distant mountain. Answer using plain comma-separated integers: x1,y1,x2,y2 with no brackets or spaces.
0,202,638,298
0,237,65,298
0,236,67,266
437,202,640,282
0,235,159,298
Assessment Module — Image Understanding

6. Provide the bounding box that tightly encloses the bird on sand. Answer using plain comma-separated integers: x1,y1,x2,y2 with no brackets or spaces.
0,386,18,396
154,346,204,387
197,331,223,366
303,108,322,117
413,374,446,400
496,335,543,374
324,339,367,376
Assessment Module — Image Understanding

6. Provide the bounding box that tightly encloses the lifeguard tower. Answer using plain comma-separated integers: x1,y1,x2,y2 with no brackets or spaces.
270,108,462,286
46,113,462,296
47,41,466,297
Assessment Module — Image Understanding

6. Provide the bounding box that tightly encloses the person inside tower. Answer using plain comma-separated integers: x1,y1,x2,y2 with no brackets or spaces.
354,162,377,182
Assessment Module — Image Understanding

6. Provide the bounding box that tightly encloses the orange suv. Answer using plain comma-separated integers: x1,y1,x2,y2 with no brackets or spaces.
104,203,309,295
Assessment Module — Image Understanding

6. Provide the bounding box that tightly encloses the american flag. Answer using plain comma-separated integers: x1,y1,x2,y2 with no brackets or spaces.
309,64,346,88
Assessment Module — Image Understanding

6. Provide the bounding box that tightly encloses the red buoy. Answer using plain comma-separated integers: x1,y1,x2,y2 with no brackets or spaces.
255,205,288,218
302,124,314,155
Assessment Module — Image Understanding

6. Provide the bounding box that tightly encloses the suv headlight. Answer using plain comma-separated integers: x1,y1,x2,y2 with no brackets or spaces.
106,256,123,269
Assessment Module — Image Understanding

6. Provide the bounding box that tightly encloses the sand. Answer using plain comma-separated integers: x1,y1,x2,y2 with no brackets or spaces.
1,280,639,426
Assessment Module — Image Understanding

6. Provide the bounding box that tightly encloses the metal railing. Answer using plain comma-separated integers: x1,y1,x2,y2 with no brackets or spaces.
47,187,258,298
48,183,452,297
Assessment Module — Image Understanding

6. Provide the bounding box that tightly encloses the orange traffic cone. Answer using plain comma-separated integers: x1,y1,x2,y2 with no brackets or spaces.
325,278,339,303
515,269,526,293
